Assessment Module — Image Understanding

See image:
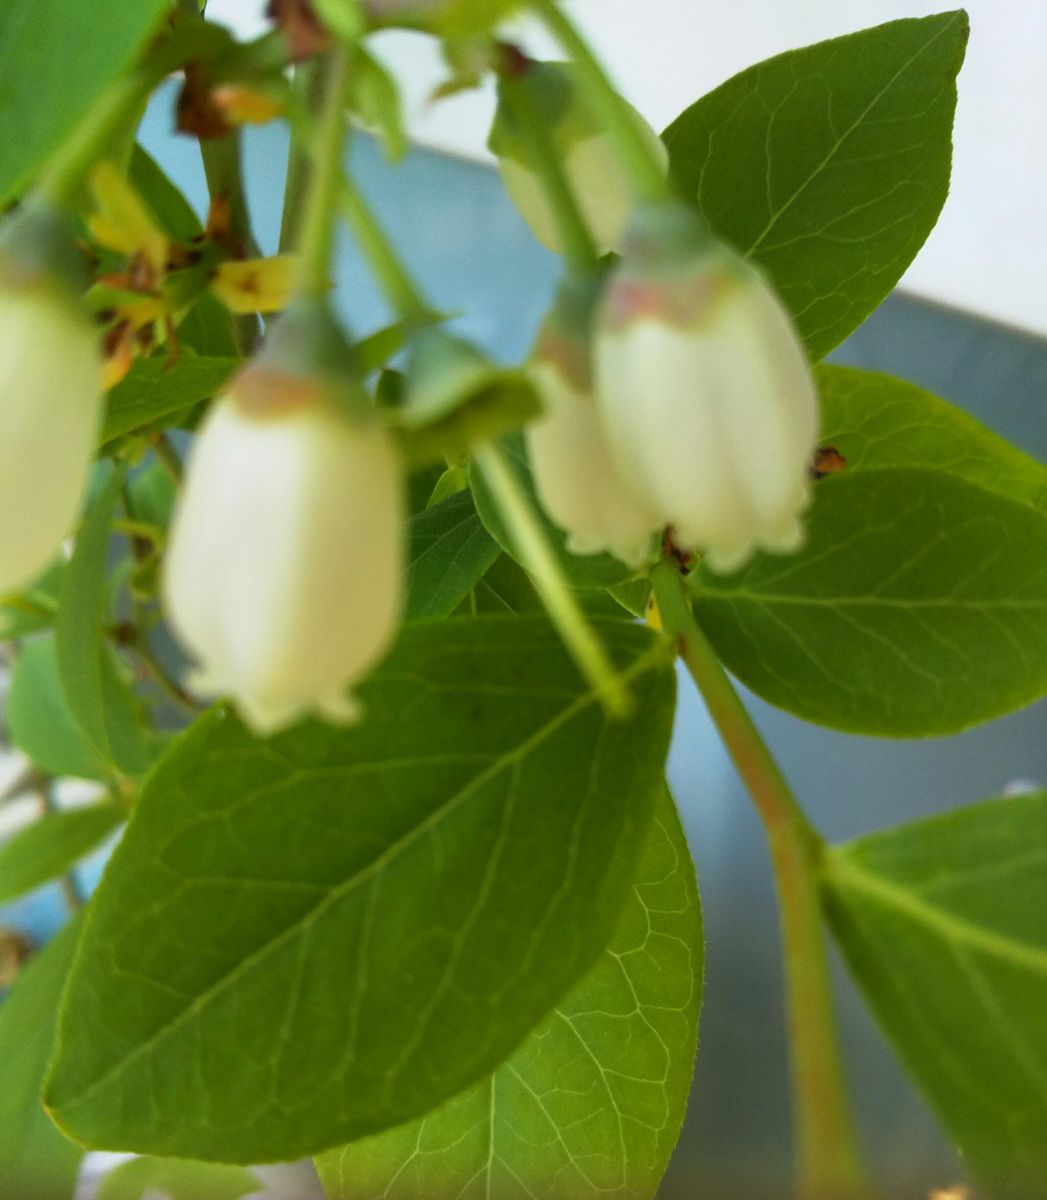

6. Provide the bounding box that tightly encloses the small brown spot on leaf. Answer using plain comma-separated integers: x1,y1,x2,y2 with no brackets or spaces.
810,445,848,480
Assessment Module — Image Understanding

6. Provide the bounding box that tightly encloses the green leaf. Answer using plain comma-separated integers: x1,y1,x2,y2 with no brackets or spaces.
406,489,501,620
470,435,641,589
818,364,1047,512
177,292,240,359
822,792,1047,1196
607,577,652,619
663,12,969,360
348,47,408,162
691,467,1047,736
97,1157,260,1200
0,805,123,904
7,635,110,780
316,787,702,1200
55,468,154,776
0,0,171,204
0,920,84,1200
126,461,178,531
0,560,64,640
130,144,203,243
46,617,676,1164
103,356,238,446
463,555,543,616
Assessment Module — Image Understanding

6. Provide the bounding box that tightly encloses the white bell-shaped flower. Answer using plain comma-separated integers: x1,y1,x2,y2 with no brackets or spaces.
595,205,819,573
525,278,661,566
0,217,102,595
163,326,405,735
491,62,669,257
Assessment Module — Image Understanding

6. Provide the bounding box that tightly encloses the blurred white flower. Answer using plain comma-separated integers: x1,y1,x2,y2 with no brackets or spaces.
525,278,660,566
164,361,404,735
0,281,102,595
595,205,819,573
492,61,669,257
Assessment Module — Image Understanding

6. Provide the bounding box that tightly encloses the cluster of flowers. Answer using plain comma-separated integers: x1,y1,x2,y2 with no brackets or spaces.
0,75,817,739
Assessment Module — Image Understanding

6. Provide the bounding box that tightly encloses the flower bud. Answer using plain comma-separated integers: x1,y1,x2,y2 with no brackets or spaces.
490,62,668,257
595,204,819,573
525,275,660,567
0,207,103,595
163,305,405,734
361,0,519,35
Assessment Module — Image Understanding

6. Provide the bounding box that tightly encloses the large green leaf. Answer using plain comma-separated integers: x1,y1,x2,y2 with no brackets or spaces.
55,469,155,777
102,356,238,447
0,805,123,904
470,435,641,589
663,13,969,360
406,489,501,619
691,467,1047,736
0,0,172,204
0,920,84,1200
7,635,109,780
317,787,702,1200
822,793,1047,1197
46,617,676,1164
818,365,1047,512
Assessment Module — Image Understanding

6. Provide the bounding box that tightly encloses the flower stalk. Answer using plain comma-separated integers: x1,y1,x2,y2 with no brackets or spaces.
494,53,600,268
649,557,872,1200
473,439,632,717
529,0,671,204
292,47,353,299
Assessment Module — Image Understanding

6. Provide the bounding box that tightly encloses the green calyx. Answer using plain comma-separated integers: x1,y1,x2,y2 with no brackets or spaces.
619,199,721,278
235,298,372,423
489,61,604,165
532,267,607,391
398,328,539,463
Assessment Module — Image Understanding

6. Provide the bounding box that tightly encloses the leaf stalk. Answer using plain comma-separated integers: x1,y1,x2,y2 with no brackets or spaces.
649,557,873,1200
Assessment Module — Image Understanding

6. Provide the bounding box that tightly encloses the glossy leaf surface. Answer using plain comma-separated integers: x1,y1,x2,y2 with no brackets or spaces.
46,618,676,1163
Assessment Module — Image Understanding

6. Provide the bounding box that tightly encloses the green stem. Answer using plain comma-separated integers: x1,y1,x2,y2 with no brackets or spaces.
280,61,322,253
649,559,871,1200
293,48,352,299
473,440,631,717
199,128,261,353
150,433,184,486
113,518,164,548
285,82,431,322
529,0,669,203
199,130,259,257
35,69,155,210
497,66,599,267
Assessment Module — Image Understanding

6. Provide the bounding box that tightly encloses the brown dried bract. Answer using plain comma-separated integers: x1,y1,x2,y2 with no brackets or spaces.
810,445,848,480
662,528,694,575
267,0,332,61
177,61,233,140
0,927,33,989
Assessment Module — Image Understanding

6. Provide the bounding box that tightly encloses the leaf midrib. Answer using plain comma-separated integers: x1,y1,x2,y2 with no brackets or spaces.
699,590,1047,612
746,14,962,255
826,853,1047,977
49,643,668,1118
